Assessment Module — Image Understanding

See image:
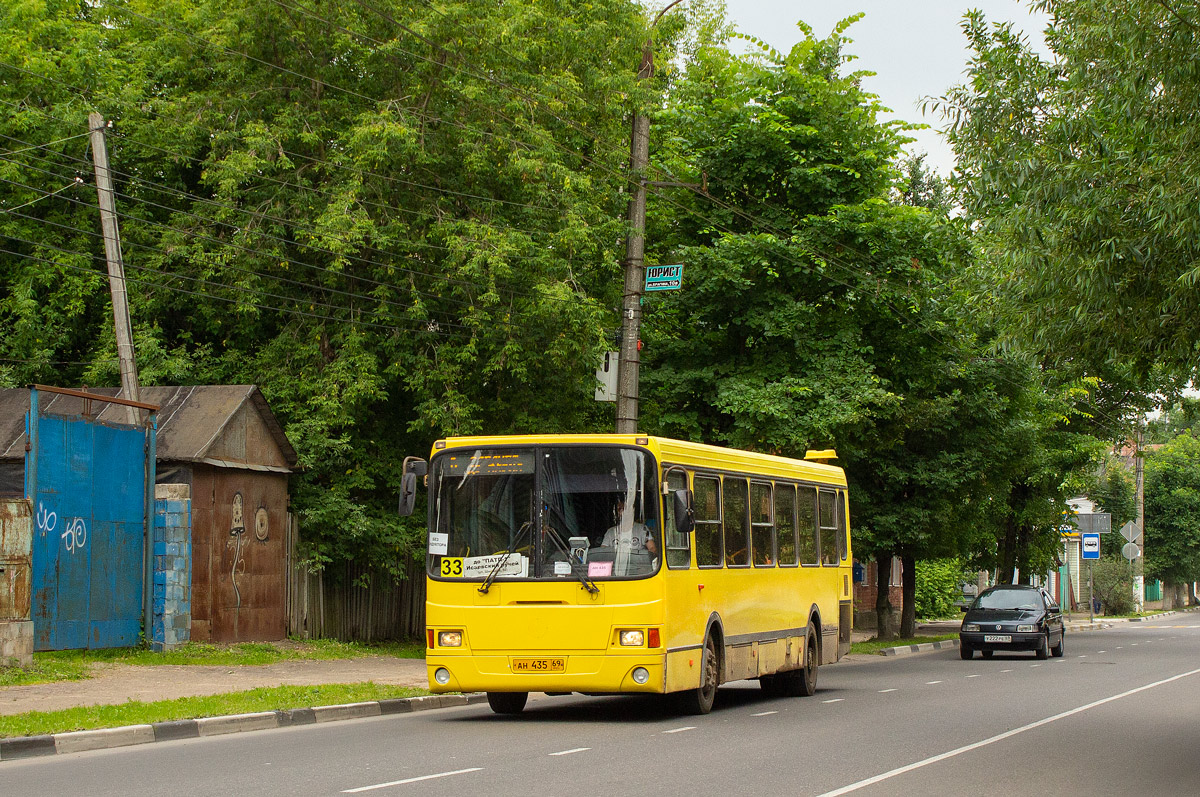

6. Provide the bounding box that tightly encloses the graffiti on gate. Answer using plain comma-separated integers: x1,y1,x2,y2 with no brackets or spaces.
36,501,87,554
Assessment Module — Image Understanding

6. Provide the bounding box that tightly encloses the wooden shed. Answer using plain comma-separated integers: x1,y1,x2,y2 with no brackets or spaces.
0,385,298,643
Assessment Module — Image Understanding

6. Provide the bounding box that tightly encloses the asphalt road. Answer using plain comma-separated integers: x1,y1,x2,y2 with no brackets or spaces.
6,617,1200,796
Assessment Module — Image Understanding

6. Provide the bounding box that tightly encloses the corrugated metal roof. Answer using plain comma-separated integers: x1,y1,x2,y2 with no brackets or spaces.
0,385,297,471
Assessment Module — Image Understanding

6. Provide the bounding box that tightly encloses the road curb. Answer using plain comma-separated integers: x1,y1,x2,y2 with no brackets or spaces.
0,692,489,761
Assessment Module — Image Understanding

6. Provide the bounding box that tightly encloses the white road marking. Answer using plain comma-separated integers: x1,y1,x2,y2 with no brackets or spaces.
823,698,844,704
1098,650,1106,654
663,726,695,734
815,666,1200,797
965,674,981,678
343,768,483,793
549,748,590,756
1000,669,1013,673
878,689,898,693
1131,643,1138,646
752,711,778,716
925,681,942,685
1030,664,1042,668
1078,655,1087,658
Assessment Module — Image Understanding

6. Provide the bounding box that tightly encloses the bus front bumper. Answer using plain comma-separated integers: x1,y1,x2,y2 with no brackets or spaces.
426,652,666,694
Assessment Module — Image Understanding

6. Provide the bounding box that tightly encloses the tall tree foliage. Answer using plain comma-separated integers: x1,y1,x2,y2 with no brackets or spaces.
1144,434,1200,590
0,0,647,574
940,1,1200,389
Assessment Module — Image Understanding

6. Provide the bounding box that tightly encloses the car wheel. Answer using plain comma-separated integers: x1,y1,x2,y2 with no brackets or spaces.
981,649,993,659
960,644,973,660
1036,631,1050,660
676,634,719,714
1051,631,1065,658
486,691,528,715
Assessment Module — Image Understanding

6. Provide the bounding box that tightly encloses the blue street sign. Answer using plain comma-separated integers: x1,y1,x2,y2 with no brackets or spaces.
645,264,683,292
1081,532,1101,560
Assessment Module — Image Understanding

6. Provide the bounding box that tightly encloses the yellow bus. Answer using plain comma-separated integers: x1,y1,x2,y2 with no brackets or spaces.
399,434,852,714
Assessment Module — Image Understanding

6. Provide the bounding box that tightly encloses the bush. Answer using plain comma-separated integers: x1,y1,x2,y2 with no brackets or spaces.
915,558,970,618
1091,560,1134,615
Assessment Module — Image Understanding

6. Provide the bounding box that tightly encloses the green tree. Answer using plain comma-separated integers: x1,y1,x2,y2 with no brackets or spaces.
1088,457,1137,533
938,1,1200,390
1143,433,1200,592
0,0,649,575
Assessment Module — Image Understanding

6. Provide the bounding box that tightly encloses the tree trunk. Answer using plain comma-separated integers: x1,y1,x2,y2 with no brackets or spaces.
874,552,897,640
900,553,917,638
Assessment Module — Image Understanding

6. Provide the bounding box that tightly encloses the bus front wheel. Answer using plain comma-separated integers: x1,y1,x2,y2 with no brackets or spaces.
676,635,719,715
486,691,528,714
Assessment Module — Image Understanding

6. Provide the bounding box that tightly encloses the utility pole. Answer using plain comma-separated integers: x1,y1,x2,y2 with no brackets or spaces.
88,113,141,426
615,0,684,434
1134,423,1145,612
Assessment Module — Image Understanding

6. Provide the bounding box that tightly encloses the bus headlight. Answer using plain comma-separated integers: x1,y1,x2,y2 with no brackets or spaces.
632,667,650,684
434,668,451,685
438,631,463,647
619,630,644,647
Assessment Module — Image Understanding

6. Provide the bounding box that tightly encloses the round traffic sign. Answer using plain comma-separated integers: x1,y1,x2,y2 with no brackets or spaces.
1122,541,1141,561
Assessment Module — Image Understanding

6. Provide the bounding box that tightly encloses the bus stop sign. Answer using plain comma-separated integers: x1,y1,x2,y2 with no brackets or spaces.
1081,532,1101,560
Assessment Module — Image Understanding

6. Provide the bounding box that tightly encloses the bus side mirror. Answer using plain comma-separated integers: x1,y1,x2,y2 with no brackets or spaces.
672,489,695,535
398,457,428,517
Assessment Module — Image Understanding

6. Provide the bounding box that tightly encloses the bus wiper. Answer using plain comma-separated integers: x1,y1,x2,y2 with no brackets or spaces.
542,513,598,595
479,521,532,595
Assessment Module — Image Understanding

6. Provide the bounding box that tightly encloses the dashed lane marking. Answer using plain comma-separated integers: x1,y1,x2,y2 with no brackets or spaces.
965,674,981,678
823,698,845,704
752,711,778,716
663,726,695,734
549,748,590,756
343,768,483,793
878,689,898,693
925,681,942,685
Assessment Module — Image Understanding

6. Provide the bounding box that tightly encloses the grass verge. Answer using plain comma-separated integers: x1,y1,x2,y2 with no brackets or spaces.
850,634,958,655
0,683,433,739
1,639,425,688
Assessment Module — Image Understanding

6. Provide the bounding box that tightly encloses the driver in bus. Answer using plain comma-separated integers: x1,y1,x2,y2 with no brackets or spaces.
602,498,658,558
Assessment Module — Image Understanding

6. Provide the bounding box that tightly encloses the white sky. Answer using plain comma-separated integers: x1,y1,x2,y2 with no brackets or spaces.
722,1,1051,175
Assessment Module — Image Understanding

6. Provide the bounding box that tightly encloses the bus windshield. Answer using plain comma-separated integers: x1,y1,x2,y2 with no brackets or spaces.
428,446,659,581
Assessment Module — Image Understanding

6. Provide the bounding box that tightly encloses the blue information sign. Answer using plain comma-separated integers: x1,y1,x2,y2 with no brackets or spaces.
645,264,683,292
1081,532,1101,560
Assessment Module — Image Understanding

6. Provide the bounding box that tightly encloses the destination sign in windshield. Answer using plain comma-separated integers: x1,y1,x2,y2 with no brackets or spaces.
439,450,534,476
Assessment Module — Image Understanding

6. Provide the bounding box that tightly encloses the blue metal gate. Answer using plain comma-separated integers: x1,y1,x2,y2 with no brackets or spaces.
25,387,157,650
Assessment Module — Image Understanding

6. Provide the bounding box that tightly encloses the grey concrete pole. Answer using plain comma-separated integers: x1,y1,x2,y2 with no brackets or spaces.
88,113,141,426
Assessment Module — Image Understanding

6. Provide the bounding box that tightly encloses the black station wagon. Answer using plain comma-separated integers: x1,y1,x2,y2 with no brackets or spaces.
959,585,1065,660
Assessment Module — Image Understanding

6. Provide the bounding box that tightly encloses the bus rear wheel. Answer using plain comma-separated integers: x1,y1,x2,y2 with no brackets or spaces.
676,635,719,715
486,691,528,715
796,631,819,697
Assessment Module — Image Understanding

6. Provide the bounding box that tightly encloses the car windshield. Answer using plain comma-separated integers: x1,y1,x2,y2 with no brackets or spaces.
974,588,1041,610
427,445,659,581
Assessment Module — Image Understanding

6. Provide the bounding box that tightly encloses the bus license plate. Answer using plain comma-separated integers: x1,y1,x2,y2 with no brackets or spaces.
983,635,1011,643
511,657,566,673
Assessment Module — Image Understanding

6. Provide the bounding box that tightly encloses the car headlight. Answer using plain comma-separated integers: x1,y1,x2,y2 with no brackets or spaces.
1017,624,1035,633
963,623,979,632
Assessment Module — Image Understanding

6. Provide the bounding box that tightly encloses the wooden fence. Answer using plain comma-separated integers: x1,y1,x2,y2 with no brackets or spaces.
285,515,425,641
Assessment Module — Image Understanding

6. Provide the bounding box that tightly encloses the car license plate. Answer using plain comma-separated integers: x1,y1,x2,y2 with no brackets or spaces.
511,657,566,673
983,634,1011,643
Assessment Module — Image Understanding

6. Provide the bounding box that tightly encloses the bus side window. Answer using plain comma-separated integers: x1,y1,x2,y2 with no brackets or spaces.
664,469,691,569
694,475,723,568
819,489,839,566
751,481,774,567
723,477,749,567
775,483,797,566
797,486,818,565
838,490,850,562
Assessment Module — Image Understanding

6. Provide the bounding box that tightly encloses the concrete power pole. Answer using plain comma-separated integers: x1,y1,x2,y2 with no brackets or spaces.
615,0,684,434
88,113,141,426
614,53,652,434
1135,424,1145,611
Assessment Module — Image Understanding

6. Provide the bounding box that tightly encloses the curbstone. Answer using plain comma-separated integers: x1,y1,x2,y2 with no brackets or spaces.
312,702,382,723
152,719,200,742
0,735,56,760
197,712,279,737
54,725,154,755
